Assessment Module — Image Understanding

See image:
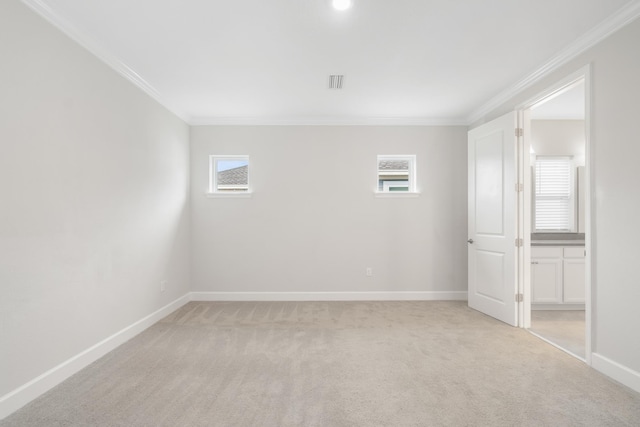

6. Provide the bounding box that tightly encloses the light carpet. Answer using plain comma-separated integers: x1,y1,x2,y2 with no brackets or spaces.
2,301,639,426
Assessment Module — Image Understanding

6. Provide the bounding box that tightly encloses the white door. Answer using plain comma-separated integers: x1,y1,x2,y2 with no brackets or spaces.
468,112,519,326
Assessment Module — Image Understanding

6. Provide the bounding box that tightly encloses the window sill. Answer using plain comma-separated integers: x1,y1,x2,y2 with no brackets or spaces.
206,191,253,198
374,191,421,198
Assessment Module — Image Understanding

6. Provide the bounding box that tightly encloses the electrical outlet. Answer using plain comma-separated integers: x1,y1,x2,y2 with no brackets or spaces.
160,280,166,292
366,268,373,277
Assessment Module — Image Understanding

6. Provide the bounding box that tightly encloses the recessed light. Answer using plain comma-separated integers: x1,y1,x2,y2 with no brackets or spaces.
332,0,352,11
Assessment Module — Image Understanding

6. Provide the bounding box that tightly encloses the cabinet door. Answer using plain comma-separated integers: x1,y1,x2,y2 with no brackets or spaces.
531,258,562,303
563,259,585,303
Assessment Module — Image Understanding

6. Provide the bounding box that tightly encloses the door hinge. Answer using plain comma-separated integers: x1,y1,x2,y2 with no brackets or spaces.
516,293,524,303
515,183,523,192
515,128,523,137
515,238,523,247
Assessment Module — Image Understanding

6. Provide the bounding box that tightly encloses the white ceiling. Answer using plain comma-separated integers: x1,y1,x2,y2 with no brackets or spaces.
24,0,639,125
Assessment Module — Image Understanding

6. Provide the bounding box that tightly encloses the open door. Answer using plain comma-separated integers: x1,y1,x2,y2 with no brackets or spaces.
468,111,520,326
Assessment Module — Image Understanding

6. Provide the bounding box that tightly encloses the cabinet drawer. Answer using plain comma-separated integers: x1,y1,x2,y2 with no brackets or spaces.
531,247,563,258
564,247,585,258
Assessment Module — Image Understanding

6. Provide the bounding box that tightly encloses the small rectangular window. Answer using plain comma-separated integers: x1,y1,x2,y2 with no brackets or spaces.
377,155,417,193
209,155,250,194
534,156,575,231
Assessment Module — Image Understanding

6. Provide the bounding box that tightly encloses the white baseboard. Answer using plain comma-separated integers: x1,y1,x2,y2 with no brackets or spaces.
0,293,191,420
190,291,468,302
591,353,640,394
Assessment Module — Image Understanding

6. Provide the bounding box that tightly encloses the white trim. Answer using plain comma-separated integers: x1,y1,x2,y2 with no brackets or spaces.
377,154,417,194
517,68,589,113
518,108,530,329
583,66,593,367
206,192,253,199
20,0,640,128
467,2,640,124
209,155,250,195
190,291,467,302
374,192,421,198
0,294,191,420
19,0,189,123
188,116,468,126
22,0,461,127
592,353,640,394
517,65,593,365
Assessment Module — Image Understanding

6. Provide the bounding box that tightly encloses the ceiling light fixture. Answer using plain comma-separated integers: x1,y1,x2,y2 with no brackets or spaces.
332,0,352,11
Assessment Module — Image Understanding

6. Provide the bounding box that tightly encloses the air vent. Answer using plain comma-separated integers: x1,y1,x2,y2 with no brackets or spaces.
328,74,344,89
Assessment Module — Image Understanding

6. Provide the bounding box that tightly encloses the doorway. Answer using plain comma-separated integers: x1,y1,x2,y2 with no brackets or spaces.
520,68,591,362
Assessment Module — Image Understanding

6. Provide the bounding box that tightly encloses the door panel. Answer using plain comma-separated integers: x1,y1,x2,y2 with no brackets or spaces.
468,112,518,326
475,250,505,302
475,132,504,235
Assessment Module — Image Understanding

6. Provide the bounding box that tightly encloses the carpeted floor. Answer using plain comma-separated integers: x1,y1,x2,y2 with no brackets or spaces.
2,301,640,426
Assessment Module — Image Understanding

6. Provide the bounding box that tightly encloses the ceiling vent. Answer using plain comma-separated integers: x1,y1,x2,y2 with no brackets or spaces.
328,74,344,90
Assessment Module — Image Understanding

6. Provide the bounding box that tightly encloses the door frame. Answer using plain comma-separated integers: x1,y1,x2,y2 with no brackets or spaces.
515,65,592,364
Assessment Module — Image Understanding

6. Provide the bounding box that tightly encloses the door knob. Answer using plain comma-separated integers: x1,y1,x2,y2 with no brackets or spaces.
467,239,474,244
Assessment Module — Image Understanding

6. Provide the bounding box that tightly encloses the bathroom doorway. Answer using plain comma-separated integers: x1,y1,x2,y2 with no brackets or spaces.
522,70,590,361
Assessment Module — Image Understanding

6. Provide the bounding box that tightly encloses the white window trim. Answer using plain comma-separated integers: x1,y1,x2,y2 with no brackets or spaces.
374,192,421,198
206,191,253,199
207,155,252,197
375,154,420,197
383,181,409,192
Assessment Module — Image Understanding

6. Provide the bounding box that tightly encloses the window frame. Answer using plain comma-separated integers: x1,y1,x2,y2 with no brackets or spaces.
533,156,576,232
208,155,252,198
375,154,419,197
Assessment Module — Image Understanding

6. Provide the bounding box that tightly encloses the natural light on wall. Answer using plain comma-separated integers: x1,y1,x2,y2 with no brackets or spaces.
332,0,352,11
376,155,417,194
208,155,250,195
534,156,575,231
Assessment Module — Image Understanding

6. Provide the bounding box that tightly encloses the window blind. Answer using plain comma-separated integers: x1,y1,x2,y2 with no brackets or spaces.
534,157,572,231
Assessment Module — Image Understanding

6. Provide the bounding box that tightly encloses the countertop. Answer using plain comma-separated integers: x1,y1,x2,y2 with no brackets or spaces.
531,240,585,246
531,232,585,247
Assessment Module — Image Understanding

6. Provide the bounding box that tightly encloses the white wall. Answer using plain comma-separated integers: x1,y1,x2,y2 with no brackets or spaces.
472,18,640,386
0,0,190,411
531,120,585,165
190,126,467,298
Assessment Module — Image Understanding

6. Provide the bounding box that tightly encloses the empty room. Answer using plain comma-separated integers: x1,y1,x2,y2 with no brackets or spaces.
2,0,640,425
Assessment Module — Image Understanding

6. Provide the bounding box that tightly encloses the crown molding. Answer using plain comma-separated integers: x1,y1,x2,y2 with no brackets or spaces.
187,116,468,126
19,0,466,128
466,1,640,124
22,0,640,129
20,0,190,123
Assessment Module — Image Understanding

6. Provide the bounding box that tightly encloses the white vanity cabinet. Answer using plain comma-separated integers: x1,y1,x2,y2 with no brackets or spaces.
563,248,586,303
531,246,585,306
531,247,563,303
